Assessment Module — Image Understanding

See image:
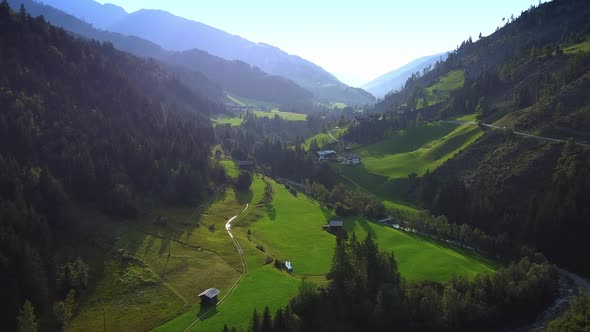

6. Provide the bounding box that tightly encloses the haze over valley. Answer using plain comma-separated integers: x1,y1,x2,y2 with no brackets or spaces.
1,0,590,331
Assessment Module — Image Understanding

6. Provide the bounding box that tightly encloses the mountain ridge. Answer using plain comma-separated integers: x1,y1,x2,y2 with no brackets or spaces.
362,52,447,98
37,0,376,105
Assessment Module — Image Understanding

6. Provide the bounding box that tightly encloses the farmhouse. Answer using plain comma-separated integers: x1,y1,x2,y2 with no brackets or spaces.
344,155,361,165
238,160,254,169
198,287,220,305
317,150,337,161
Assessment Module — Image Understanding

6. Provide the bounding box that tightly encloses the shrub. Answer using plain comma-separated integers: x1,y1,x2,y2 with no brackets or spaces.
274,258,284,270
235,172,253,191
256,244,265,252
265,256,273,265
208,224,216,232
289,188,298,196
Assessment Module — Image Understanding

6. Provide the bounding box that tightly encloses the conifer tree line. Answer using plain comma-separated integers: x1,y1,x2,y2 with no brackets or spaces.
228,235,557,332
0,3,224,329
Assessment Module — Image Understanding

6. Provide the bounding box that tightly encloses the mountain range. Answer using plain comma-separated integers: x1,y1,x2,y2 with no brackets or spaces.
362,53,447,98
37,0,376,106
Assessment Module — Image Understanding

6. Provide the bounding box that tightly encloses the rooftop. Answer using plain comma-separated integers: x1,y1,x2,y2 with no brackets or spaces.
329,220,343,227
317,150,337,156
198,288,220,299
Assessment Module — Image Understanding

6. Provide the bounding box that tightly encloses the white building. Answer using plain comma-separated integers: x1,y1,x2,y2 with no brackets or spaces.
345,155,361,165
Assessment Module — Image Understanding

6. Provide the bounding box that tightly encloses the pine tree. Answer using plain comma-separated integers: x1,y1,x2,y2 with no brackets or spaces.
17,301,37,332
251,308,260,332
261,306,272,332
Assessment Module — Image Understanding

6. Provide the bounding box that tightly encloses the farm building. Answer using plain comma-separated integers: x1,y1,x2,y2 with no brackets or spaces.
198,288,220,305
329,220,343,228
344,155,361,165
238,160,254,169
317,150,337,161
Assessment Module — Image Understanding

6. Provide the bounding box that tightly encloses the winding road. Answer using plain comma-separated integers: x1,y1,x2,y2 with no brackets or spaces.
183,203,249,332
444,120,590,147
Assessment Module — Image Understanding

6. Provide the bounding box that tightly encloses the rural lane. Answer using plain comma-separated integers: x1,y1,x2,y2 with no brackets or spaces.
444,120,590,147
183,203,249,332
557,267,590,294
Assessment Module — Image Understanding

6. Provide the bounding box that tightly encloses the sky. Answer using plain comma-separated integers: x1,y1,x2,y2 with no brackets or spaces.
96,0,545,87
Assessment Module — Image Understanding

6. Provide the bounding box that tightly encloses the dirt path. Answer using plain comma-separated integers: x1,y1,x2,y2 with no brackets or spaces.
183,203,249,332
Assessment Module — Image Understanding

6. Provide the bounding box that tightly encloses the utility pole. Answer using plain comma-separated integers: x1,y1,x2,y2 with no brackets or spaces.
168,239,171,257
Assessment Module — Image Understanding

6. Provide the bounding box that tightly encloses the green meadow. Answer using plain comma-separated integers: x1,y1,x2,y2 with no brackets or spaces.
63,159,497,332
332,121,482,211
342,217,499,282
418,69,465,108
302,126,347,150
253,109,308,121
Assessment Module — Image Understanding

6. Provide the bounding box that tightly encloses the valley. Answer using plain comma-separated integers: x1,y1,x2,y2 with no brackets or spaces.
2,0,590,331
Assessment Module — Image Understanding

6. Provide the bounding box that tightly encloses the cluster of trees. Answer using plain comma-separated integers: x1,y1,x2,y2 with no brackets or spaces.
344,112,413,144
304,182,386,219
546,293,590,331
0,3,223,329
230,235,557,332
414,137,590,275
526,139,590,275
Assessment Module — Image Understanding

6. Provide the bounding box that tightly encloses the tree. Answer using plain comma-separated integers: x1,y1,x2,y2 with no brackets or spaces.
251,308,261,332
261,306,272,332
235,172,253,192
17,301,37,332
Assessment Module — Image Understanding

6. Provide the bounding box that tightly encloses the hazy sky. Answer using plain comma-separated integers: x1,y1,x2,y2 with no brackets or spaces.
97,0,544,86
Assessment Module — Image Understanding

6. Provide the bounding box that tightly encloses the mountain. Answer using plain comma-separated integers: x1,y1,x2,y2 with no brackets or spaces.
359,0,590,276
362,53,447,98
37,0,375,105
39,0,127,28
0,2,231,328
10,0,314,105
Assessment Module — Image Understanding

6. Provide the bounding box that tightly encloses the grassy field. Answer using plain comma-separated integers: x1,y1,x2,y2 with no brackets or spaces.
65,153,497,332
213,115,244,126
253,109,307,121
341,217,499,281
564,37,590,54
332,121,482,211
418,69,465,108
302,127,347,150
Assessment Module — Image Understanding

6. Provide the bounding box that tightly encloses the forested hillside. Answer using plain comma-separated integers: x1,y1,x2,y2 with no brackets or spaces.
8,0,315,106
348,0,590,276
0,3,225,329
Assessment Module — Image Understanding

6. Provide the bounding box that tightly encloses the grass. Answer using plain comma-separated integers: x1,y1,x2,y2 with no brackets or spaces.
253,109,307,121
331,121,482,211
245,180,335,276
563,38,590,54
213,115,244,126
342,217,499,281
418,69,465,108
155,175,330,332
302,127,347,150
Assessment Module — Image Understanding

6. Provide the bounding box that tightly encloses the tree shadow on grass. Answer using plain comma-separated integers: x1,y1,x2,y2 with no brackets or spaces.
197,303,219,321
235,188,253,205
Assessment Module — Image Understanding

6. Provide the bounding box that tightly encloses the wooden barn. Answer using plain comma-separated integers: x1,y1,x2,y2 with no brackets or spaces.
198,288,220,305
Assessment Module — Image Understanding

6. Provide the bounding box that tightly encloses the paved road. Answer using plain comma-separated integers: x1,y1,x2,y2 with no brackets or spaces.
557,267,590,294
444,120,590,147
183,203,249,332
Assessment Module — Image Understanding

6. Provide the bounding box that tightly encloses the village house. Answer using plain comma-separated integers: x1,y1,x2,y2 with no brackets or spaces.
316,150,337,161
344,155,361,165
